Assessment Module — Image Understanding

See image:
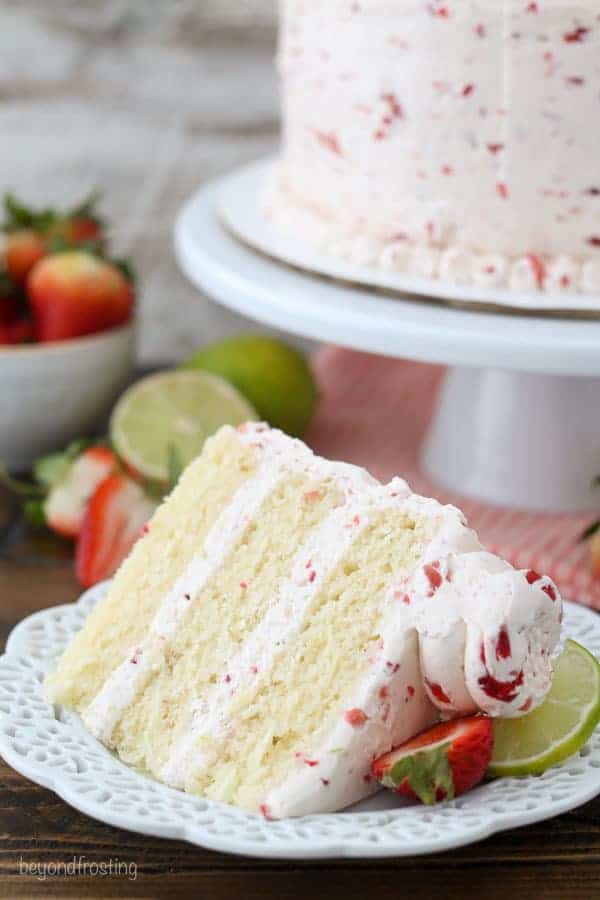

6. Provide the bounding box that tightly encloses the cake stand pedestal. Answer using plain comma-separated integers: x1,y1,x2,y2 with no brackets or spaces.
174,170,600,512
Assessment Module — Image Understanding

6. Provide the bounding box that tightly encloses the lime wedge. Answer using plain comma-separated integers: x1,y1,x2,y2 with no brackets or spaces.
110,370,258,482
488,639,600,777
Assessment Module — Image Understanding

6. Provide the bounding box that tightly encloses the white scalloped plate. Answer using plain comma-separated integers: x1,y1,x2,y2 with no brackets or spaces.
1,582,599,860
218,158,600,315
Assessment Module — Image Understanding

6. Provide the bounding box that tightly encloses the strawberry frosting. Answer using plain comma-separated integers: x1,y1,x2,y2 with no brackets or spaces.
267,1,600,295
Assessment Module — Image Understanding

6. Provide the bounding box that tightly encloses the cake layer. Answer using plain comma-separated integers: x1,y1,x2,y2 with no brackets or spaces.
46,424,563,818
269,0,600,293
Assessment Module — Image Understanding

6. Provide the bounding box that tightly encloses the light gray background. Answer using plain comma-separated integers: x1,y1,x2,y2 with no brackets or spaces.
0,0,283,363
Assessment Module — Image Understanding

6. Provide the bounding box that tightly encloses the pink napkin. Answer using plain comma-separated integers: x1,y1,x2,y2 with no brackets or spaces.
306,345,600,610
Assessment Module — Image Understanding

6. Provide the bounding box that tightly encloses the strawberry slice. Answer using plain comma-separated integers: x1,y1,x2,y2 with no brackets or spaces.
43,446,117,539
28,250,134,342
372,715,494,804
75,473,157,587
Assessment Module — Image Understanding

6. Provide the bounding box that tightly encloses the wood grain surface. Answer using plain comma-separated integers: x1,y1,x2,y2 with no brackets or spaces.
0,484,599,898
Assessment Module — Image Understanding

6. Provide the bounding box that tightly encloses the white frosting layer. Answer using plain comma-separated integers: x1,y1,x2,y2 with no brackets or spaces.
82,424,562,818
268,0,600,294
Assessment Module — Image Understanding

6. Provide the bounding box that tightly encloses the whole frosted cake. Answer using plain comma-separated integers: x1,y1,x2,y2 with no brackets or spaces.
267,0,600,294
46,424,561,818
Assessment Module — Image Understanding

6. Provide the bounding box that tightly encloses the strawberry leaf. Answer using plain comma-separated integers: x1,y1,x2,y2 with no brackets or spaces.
0,461,45,498
3,193,58,234
167,444,184,493
23,499,47,528
579,519,600,542
113,257,136,284
68,189,103,223
389,745,455,805
33,438,91,488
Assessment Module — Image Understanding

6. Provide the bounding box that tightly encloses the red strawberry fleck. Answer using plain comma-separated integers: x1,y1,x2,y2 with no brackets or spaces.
240,580,248,589
321,778,330,786
344,708,368,727
423,564,443,594
587,236,600,247
224,674,232,683
379,686,389,700
475,23,486,37
527,2,538,11
478,669,524,703
304,490,322,503
527,253,546,287
526,569,542,584
441,164,454,175
314,129,342,156
426,680,451,705
308,570,316,583
564,27,589,43
566,76,585,86
407,685,415,697
495,627,511,660
382,92,403,119
542,582,557,602
259,803,273,820
487,142,505,155
304,758,319,767
497,181,509,199
462,84,474,97
519,697,533,713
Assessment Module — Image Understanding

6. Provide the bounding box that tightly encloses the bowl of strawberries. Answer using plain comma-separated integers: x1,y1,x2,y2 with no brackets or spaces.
0,193,135,471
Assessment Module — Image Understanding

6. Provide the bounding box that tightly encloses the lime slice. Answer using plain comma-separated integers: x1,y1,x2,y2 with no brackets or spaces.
184,334,317,437
110,370,258,482
488,639,600,777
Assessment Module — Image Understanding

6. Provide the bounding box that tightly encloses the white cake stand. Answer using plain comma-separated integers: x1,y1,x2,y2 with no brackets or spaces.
174,162,600,512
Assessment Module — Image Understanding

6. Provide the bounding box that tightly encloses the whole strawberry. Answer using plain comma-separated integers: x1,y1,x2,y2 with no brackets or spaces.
4,230,47,284
2,192,105,284
372,715,494,804
28,250,134,342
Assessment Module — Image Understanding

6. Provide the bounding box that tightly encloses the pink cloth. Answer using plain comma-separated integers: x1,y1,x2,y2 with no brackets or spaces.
306,345,600,610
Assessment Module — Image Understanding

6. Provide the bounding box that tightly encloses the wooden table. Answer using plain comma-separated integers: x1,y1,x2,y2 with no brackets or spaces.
1,485,599,899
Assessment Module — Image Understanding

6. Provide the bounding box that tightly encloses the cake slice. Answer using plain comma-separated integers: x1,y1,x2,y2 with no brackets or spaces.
46,423,562,818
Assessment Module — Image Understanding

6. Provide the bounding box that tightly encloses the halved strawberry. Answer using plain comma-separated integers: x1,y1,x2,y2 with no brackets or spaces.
372,715,494,804
28,250,134,342
75,473,157,587
43,446,117,539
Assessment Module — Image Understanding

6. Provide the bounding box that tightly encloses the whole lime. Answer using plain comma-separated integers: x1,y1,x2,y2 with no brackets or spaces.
183,334,317,436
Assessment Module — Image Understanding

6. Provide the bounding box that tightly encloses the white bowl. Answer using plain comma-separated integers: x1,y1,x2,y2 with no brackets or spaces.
0,324,135,472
